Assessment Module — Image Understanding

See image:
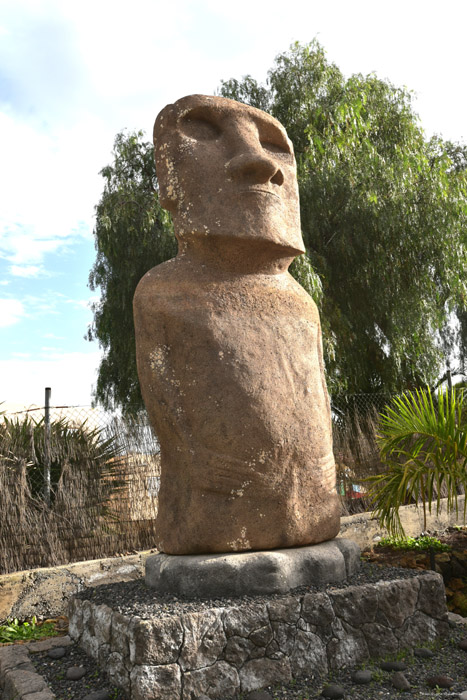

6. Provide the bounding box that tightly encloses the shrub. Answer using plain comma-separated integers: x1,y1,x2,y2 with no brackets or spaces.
366,387,467,536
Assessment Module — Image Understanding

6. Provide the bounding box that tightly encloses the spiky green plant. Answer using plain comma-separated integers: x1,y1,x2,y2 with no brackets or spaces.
366,387,467,536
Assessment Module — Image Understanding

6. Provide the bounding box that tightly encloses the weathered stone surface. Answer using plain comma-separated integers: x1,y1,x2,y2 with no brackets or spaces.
129,616,183,665
145,539,360,597
106,651,129,693
330,584,378,627
130,663,181,700
397,610,449,647
239,657,292,693
224,635,256,666
270,620,296,656
223,604,269,638
110,610,132,657
3,667,48,698
93,604,112,646
134,93,340,554
249,624,273,648
362,622,399,657
268,597,301,623
327,618,369,670
376,579,419,627
301,591,335,631
291,629,327,676
182,661,239,700
179,610,227,671
418,572,450,618
26,635,73,653
0,646,29,674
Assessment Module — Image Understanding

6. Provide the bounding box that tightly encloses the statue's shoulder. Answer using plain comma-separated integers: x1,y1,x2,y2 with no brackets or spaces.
134,258,181,301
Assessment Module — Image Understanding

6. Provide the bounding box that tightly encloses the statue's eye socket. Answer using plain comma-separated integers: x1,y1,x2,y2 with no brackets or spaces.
260,140,291,155
180,116,220,141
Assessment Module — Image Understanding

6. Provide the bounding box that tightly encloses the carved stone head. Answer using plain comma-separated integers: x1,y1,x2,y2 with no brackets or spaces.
154,94,305,254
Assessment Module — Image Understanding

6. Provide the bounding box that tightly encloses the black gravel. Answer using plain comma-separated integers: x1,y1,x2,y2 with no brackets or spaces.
30,642,128,700
76,562,426,619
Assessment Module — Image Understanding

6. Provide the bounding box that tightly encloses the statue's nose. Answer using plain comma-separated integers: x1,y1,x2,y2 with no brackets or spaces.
225,151,283,185
224,128,284,185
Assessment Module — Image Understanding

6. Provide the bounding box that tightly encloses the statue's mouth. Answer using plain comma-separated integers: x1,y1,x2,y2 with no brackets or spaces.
240,187,281,200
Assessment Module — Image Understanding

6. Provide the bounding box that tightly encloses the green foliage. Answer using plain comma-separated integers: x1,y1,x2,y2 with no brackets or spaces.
366,387,467,535
220,40,467,394
0,616,58,643
88,130,177,412
377,535,451,552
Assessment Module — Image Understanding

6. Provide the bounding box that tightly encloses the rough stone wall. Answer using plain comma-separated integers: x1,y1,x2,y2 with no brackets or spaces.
69,572,449,700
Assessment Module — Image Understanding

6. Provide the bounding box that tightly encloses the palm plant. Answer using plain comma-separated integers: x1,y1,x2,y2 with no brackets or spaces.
366,386,467,536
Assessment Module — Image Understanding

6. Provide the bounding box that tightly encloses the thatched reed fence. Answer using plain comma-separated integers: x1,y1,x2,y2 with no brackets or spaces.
1,395,388,574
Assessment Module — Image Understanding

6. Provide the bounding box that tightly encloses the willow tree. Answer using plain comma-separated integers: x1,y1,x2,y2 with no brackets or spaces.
220,41,467,393
88,131,176,411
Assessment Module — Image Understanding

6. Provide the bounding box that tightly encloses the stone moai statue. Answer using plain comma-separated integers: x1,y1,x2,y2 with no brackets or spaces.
133,95,340,555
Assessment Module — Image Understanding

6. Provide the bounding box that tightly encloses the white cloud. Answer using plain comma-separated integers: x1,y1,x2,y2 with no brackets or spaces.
0,280,9,286
9,264,46,278
0,350,102,406
0,298,24,326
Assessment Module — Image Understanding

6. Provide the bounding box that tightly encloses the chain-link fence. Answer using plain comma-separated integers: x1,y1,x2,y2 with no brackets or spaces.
331,393,394,515
1,395,392,574
0,405,161,574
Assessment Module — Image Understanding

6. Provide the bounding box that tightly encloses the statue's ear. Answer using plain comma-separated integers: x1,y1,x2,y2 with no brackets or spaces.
154,105,178,213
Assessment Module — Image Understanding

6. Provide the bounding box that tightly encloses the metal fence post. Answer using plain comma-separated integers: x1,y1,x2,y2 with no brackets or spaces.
44,387,51,506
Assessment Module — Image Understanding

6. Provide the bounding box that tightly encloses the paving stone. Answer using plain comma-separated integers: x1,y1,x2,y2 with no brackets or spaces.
66,665,87,680
27,636,73,653
380,660,407,671
3,667,48,697
351,669,372,684
321,684,345,699
392,671,411,690
427,674,454,688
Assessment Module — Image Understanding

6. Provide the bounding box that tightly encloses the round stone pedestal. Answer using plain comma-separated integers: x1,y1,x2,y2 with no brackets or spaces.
145,537,360,598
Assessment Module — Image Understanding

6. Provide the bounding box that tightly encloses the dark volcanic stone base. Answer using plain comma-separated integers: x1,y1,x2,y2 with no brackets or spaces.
68,571,449,700
145,538,361,598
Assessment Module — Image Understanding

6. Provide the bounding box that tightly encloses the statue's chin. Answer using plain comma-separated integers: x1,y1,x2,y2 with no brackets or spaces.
176,226,305,256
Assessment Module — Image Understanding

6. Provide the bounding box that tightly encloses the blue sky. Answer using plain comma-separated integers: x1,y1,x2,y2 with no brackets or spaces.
1,0,466,408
